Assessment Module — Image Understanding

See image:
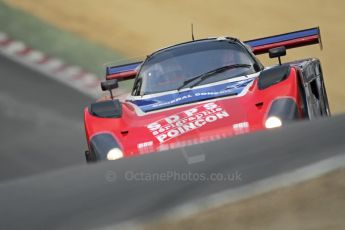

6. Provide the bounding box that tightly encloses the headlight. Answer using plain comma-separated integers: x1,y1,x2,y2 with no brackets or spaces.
107,148,124,160
265,116,282,129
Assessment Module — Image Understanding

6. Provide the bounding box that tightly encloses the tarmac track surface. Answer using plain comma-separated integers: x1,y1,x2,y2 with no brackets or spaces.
0,54,92,182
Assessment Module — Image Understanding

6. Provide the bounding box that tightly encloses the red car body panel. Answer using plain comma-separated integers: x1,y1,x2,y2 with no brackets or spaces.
84,67,302,157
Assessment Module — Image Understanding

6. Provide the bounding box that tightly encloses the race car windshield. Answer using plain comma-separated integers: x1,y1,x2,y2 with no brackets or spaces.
134,40,257,95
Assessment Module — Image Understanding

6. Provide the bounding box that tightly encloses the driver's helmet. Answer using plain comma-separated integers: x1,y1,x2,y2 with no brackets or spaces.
221,50,241,66
148,59,183,87
147,63,164,80
143,63,164,92
164,58,183,75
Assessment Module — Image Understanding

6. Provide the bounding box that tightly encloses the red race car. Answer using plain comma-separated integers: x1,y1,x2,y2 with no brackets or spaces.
84,27,330,162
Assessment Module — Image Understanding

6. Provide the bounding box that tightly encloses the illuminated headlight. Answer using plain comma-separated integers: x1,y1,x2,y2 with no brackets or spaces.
106,148,124,161
265,116,282,129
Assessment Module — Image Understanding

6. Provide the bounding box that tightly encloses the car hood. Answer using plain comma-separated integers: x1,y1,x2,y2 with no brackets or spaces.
123,91,258,155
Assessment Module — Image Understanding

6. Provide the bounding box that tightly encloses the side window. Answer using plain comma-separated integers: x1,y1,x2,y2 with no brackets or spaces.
310,79,320,100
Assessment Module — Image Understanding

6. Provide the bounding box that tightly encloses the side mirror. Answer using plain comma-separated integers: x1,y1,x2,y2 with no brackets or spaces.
269,46,286,65
101,79,118,91
101,79,118,99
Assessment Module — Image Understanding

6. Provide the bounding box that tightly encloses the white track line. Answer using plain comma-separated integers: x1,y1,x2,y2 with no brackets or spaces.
5,41,26,54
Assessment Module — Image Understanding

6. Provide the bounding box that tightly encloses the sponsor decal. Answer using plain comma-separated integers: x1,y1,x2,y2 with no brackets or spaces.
137,141,154,154
158,132,230,151
131,78,254,112
137,141,153,149
147,102,229,143
150,80,252,109
232,122,250,135
150,88,239,109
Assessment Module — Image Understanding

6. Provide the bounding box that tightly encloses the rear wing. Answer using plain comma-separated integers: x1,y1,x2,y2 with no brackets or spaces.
106,27,322,80
244,27,322,55
106,61,141,81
